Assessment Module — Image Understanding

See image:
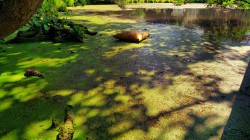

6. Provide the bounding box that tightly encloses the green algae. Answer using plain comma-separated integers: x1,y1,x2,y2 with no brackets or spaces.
0,5,250,140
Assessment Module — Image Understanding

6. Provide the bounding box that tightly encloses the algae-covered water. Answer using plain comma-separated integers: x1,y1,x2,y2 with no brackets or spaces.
87,8,250,42
0,5,250,140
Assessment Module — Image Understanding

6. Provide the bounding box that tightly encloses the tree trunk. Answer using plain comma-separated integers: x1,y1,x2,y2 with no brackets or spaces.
0,0,44,39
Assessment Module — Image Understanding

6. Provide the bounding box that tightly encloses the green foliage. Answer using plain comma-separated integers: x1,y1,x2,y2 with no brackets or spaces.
65,0,75,6
207,0,249,8
207,0,221,5
222,0,234,8
70,25,86,38
115,0,127,8
237,0,250,9
184,0,195,3
74,0,87,6
58,3,68,12
41,0,61,18
85,0,91,4
39,0,86,17
173,0,185,5
86,0,206,4
85,0,248,8
3,0,88,43
41,0,86,13
194,0,206,2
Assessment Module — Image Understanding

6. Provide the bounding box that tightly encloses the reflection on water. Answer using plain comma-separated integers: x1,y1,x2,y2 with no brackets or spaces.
89,8,250,42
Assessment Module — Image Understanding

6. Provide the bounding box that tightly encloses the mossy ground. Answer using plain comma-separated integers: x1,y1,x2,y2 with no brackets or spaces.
0,4,250,140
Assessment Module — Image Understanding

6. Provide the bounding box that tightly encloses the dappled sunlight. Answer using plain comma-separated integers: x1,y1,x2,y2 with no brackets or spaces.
18,55,78,68
102,43,144,58
49,89,75,97
9,82,45,101
0,5,250,140
0,98,12,112
68,5,124,12
0,72,24,83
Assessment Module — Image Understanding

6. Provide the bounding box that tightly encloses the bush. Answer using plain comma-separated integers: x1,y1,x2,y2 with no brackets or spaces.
139,0,145,3
41,0,60,18
65,0,75,6
222,0,234,8
115,0,127,7
237,0,250,9
58,3,68,12
194,0,206,2
173,0,184,5
74,0,87,6
184,0,194,3
85,0,91,4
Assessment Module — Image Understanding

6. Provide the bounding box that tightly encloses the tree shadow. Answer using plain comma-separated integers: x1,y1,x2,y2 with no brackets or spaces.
0,8,249,140
222,61,250,139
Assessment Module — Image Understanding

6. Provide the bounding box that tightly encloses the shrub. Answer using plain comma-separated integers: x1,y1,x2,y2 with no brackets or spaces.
222,0,234,8
64,0,75,6
173,0,184,5
185,0,194,3
237,0,250,9
139,0,145,3
115,0,127,7
41,0,60,18
74,0,87,6
58,3,68,12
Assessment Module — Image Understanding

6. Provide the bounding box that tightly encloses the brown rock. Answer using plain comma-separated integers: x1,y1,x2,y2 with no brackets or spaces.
113,31,150,43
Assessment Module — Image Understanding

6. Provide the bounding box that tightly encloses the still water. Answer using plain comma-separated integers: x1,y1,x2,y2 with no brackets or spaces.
90,8,250,43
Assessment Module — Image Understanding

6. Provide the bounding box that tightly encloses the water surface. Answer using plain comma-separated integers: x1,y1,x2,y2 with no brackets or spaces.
1,6,250,140
87,8,250,42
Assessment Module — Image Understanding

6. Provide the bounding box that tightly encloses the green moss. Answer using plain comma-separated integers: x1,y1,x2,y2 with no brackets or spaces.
0,5,249,140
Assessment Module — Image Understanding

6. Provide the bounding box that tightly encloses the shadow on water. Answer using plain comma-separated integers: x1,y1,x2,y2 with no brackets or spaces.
81,8,250,42
0,7,250,139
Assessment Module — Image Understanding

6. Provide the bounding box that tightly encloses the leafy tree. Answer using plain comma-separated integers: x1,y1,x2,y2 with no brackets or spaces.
1,0,94,43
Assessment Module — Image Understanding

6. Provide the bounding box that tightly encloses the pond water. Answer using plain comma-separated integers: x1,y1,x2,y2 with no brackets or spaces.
1,6,250,140
88,8,250,43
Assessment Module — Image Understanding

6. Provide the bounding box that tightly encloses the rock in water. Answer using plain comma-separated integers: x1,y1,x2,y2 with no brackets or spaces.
113,31,150,43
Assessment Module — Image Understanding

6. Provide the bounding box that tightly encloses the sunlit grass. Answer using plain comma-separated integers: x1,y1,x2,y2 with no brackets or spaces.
0,5,249,140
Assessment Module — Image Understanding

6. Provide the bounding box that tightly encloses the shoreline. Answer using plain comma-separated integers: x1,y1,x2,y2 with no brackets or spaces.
127,3,208,9
69,3,209,11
